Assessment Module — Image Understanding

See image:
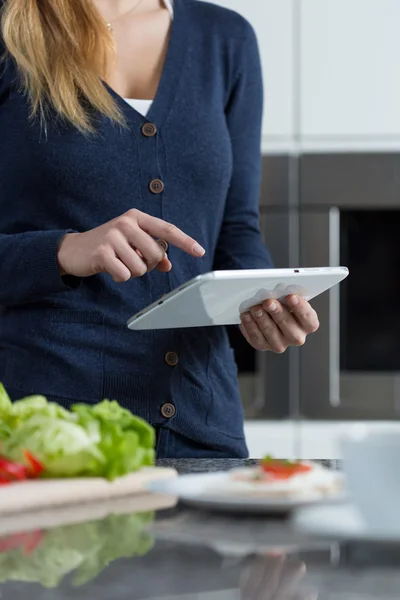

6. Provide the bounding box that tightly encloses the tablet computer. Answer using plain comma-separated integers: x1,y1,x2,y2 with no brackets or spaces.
127,267,349,330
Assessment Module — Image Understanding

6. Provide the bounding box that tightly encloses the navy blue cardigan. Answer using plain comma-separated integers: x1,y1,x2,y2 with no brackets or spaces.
0,0,272,456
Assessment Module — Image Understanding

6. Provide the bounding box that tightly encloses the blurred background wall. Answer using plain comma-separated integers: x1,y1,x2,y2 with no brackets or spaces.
208,1,400,435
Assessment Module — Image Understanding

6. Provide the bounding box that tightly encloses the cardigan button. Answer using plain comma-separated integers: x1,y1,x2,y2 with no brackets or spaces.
165,351,179,366
161,403,176,418
141,122,157,137
149,179,164,194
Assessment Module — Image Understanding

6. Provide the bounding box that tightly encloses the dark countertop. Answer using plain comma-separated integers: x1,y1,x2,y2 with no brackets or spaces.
0,459,398,600
157,458,343,473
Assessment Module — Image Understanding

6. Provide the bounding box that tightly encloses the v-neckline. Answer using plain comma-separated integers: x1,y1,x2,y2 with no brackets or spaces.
105,0,187,130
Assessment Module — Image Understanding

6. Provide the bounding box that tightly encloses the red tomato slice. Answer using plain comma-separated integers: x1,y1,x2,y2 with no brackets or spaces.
0,460,28,481
0,531,44,555
23,451,44,477
22,530,45,555
261,460,312,479
0,534,24,553
0,453,44,483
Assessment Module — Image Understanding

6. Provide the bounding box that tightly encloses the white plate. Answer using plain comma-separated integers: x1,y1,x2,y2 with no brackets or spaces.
293,503,400,543
147,471,345,514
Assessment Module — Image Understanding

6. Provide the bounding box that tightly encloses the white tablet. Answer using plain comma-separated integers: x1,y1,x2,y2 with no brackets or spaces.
127,267,349,331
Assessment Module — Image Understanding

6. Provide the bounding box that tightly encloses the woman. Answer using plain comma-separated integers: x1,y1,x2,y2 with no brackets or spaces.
0,0,319,458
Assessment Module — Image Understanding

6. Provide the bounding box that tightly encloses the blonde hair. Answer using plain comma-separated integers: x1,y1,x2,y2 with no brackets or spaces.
0,0,124,132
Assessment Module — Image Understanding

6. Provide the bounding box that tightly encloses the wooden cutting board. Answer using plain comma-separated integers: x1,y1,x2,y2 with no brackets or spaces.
0,493,178,537
0,467,177,515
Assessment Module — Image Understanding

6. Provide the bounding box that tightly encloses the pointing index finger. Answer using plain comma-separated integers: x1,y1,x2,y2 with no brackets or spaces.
137,213,205,257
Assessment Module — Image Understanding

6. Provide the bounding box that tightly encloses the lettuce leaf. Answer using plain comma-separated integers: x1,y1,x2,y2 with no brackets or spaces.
71,512,154,586
0,383,12,414
0,511,154,588
72,401,155,479
2,415,104,477
0,387,74,441
0,386,155,479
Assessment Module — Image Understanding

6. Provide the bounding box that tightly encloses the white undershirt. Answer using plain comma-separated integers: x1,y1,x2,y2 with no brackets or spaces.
123,0,174,116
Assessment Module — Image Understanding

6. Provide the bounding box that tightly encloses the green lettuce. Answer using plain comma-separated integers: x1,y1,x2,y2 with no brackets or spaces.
71,512,154,586
0,383,12,414
2,415,104,477
72,401,155,479
0,386,155,479
0,385,75,440
0,511,154,588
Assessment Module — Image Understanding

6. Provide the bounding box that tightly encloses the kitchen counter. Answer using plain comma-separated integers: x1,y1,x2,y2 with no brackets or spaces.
0,459,398,600
157,457,343,473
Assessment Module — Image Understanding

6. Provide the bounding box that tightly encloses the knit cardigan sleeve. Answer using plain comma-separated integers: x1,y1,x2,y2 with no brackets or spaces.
0,20,83,305
212,21,273,272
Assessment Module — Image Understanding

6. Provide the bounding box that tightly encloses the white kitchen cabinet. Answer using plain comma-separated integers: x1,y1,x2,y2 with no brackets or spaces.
300,0,400,139
209,0,295,146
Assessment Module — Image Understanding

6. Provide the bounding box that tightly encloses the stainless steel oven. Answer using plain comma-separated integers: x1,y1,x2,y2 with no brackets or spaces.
235,153,400,420
299,153,400,419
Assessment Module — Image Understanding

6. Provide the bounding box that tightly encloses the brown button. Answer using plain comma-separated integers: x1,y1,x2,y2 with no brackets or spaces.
165,351,178,366
161,403,176,418
141,122,157,137
149,179,164,194
157,239,169,253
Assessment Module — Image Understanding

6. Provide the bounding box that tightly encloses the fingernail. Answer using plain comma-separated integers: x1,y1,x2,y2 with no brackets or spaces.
267,301,277,313
254,309,264,319
289,295,299,307
242,313,251,323
193,243,205,257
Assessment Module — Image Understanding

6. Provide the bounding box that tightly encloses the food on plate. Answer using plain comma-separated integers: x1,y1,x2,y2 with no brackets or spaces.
0,383,155,481
209,457,342,498
0,510,154,588
260,456,313,479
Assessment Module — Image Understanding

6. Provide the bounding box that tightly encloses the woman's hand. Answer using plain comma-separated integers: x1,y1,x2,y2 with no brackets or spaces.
240,554,317,600
57,209,205,282
240,295,319,353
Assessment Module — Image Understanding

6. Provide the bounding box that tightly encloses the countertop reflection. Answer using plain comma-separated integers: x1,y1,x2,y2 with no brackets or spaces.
0,459,398,600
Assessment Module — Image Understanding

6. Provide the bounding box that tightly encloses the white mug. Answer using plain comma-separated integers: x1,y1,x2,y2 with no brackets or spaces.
342,429,400,531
